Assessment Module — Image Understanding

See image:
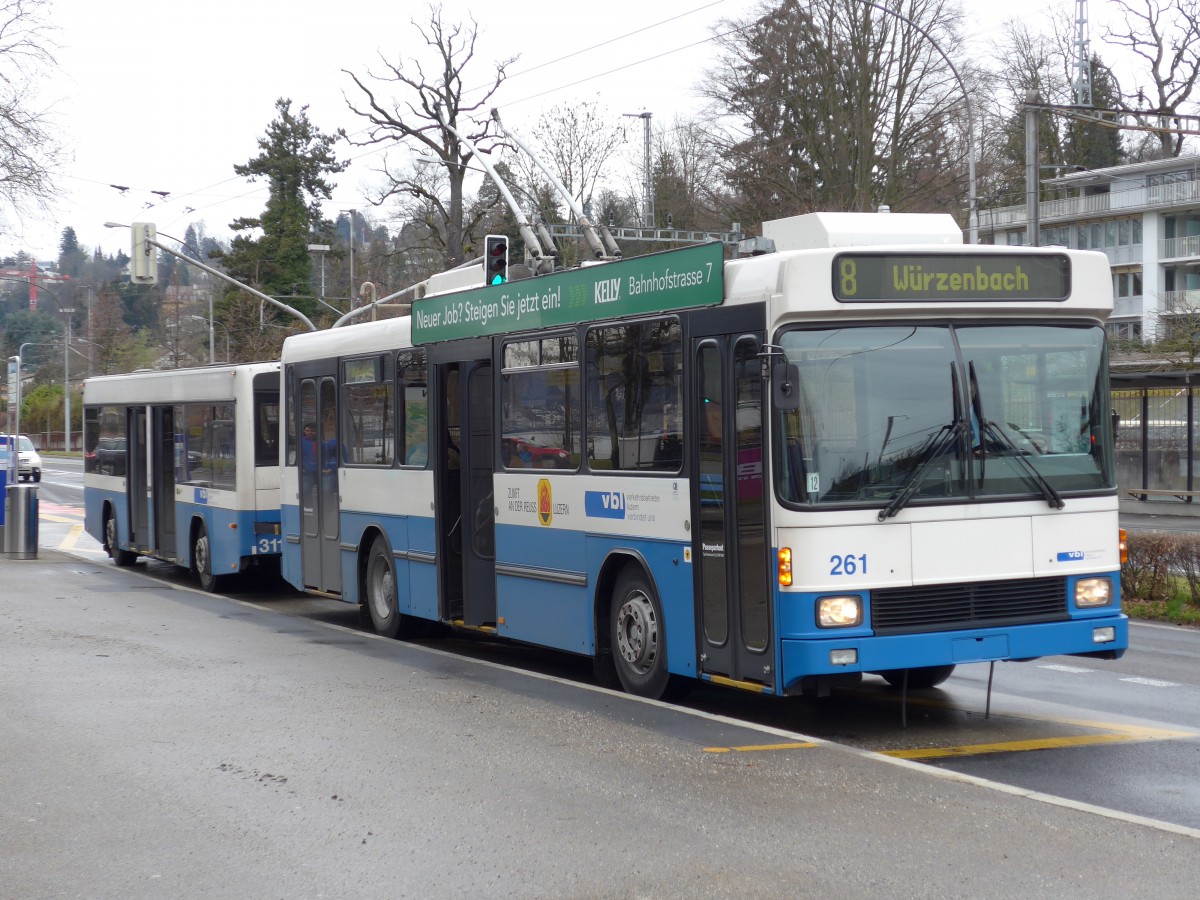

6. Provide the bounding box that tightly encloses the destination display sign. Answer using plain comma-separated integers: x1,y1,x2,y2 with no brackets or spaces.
832,252,1071,302
411,241,724,344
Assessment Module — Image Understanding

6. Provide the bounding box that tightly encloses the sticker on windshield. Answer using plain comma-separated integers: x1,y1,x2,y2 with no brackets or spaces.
807,473,820,493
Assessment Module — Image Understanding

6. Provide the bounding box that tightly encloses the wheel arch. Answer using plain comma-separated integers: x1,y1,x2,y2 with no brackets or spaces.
355,525,390,608
102,499,121,544
593,548,656,661
186,513,212,569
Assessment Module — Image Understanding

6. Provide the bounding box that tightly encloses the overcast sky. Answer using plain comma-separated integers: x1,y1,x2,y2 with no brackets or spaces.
13,0,1073,262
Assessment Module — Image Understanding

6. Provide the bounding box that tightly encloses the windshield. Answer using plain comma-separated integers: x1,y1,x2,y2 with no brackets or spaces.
775,323,1113,508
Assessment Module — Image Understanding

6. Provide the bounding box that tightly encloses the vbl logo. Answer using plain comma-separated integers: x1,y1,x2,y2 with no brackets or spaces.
584,490,626,519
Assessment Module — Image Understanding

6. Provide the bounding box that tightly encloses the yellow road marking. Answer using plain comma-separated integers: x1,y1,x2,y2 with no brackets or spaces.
57,523,84,552
41,513,81,524
704,721,1195,758
883,722,1196,760
704,741,819,754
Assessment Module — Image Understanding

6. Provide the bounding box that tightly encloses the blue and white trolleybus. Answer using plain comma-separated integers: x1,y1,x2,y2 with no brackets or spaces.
277,212,1128,699
83,362,282,590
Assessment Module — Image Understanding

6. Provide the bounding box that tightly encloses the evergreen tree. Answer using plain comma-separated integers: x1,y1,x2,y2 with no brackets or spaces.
220,98,346,319
56,227,86,279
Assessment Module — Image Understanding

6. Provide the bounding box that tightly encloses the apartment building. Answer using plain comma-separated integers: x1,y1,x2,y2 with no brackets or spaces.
978,155,1200,344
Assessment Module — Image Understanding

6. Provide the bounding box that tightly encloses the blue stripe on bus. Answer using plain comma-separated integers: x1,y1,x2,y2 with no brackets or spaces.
495,523,696,677
87,486,279,572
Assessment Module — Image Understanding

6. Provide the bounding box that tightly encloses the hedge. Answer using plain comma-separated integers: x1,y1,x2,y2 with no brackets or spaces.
1123,531,1200,605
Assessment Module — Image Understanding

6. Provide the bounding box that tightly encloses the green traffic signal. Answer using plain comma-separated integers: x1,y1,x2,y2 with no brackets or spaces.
485,234,508,285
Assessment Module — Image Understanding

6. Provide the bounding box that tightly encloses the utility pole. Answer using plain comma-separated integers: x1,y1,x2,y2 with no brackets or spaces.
623,112,653,227
1026,92,1041,247
1073,0,1093,108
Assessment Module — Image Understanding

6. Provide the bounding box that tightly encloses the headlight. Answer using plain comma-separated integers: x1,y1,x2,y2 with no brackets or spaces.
817,595,863,628
1075,577,1113,608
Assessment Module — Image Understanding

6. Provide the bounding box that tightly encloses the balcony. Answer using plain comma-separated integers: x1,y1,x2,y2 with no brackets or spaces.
1162,289,1200,312
1160,235,1200,262
984,179,1200,229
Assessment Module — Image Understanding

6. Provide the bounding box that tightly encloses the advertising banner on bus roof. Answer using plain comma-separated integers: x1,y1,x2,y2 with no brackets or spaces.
411,241,725,344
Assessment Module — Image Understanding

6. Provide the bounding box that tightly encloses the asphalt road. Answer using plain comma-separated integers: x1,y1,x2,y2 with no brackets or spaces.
6,456,1200,896
2,549,1198,899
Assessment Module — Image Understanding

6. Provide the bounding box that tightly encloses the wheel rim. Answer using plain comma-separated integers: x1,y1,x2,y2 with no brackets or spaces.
105,516,117,555
615,590,659,675
368,553,393,622
195,533,210,578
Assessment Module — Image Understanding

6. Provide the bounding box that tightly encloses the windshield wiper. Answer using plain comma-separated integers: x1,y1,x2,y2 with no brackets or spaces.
979,419,1065,509
877,423,962,521
878,365,964,522
967,360,1063,509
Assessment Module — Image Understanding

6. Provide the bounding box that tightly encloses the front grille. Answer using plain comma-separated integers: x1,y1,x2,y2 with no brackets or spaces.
871,576,1068,635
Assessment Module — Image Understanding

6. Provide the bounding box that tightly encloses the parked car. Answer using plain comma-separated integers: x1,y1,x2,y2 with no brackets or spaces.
0,434,42,482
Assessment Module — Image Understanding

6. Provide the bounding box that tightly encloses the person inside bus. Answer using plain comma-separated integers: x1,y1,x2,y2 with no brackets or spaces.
301,422,337,476
301,423,319,474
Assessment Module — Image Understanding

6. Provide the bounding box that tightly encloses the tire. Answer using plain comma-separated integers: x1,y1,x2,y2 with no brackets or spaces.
879,664,956,690
32,470,40,483
610,567,679,700
193,524,228,593
364,537,403,638
104,510,137,567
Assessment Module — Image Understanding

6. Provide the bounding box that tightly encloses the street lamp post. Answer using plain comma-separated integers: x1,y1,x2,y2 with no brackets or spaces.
307,244,330,304
104,222,317,332
189,315,230,362
340,210,357,304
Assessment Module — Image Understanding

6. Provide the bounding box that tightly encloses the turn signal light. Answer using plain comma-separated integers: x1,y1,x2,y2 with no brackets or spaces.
778,548,792,587
1118,528,1128,565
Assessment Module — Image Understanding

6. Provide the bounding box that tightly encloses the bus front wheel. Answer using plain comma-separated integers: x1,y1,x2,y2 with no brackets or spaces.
104,510,136,567
365,537,402,638
879,665,956,690
610,568,683,700
193,524,228,593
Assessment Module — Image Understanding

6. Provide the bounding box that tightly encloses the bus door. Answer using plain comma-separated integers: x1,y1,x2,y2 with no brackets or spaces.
128,405,149,551
298,370,341,594
151,405,176,559
435,359,496,626
691,331,774,687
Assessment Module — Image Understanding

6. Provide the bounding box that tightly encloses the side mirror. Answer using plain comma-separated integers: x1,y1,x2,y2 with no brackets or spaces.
773,363,800,410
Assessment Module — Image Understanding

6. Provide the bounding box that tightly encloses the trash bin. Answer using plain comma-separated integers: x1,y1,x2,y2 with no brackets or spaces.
4,483,38,560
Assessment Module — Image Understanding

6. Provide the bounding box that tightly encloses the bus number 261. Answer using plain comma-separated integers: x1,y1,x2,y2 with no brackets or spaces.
830,553,867,576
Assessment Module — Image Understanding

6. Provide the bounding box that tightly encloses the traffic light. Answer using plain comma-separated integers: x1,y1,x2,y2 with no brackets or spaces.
485,234,508,285
130,222,158,285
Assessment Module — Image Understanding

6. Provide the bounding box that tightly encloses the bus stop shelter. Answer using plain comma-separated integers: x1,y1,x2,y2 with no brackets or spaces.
1112,367,1200,514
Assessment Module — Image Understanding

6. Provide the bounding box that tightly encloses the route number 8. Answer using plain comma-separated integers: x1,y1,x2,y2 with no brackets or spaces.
839,259,857,297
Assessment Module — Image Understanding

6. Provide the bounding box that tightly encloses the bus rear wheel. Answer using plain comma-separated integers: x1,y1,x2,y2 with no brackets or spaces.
193,524,228,593
610,568,685,700
879,665,956,690
365,537,403,638
104,509,136,567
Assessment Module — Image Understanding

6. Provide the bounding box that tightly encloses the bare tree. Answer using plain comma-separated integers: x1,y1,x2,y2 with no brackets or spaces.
651,118,732,232
1104,0,1200,158
342,4,514,269
0,0,63,233
516,101,623,214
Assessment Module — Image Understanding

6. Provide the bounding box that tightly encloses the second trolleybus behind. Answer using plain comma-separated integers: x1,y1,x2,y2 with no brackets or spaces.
83,362,283,590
